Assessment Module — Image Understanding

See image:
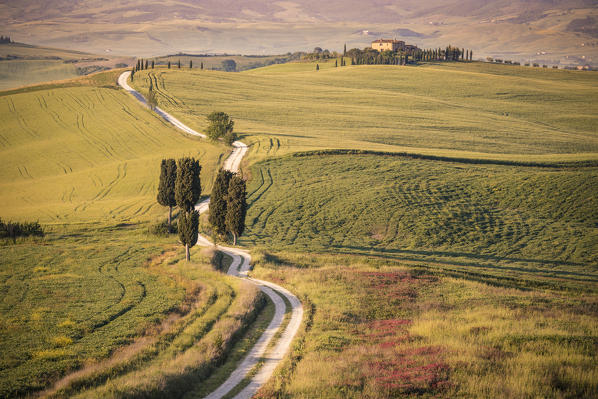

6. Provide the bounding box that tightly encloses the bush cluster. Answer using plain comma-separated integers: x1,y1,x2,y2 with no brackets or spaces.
0,219,44,242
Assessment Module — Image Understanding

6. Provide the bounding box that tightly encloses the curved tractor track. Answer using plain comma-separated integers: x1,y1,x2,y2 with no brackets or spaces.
118,71,303,399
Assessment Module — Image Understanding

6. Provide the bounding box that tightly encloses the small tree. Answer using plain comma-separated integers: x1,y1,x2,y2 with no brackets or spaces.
344,43,347,56
147,86,158,110
178,59,181,68
335,59,338,67
131,69,135,81
209,169,233,236
178,209,198,261
190,60,193,68
145,60,149,69
151,60,155,69
175,157,202,212
157,159,177,231
222,59,236,72
316,64,319,71
225,174,247,245
201,62,204,70
168,61,171,69
204,112,234,142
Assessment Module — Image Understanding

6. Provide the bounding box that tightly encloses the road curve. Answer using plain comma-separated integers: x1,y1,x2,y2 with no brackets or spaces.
118,71,303,399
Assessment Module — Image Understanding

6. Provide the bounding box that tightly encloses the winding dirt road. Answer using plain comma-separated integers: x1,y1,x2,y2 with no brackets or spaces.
118,71,303,399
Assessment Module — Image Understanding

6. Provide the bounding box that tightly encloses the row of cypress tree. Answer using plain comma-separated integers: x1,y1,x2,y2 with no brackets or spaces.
157,159,246,260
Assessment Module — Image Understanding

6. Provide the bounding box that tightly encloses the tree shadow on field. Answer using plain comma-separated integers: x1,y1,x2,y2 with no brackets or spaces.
335,245,598,282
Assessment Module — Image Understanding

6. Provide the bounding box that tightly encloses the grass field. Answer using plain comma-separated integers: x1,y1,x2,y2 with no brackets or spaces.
153,54,293,72
130,61,598,163
251,251,598,398
0,70,226,223
243,153,598,288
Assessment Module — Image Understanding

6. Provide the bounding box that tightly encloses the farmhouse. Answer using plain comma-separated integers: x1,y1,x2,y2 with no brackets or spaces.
371,39,419,53
372,39,405,52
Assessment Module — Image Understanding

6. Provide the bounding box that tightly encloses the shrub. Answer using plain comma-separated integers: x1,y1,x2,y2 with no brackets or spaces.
148,220,176,237
0,219,44,242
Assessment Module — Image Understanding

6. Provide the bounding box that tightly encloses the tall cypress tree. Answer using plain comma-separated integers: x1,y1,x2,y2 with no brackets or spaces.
190,60,193,68
201,62,204,70
157,159,177,231
209,169,233,235
151,60,155,69
335,59,338,67
168,61,171,69
175,157,202,212
316,64,319,71
178,209,198,261
343,43,347,56
178,59,181,68
225,174,247,245
145,60,149,69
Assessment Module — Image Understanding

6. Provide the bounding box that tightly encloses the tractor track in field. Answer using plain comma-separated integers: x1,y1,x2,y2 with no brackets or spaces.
118,71,303,399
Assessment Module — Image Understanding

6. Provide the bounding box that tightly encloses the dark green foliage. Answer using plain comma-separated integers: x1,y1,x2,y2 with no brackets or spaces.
204,111,235,142
190,60,192,69
344,43,347,56
178,59,181,68
151,60,155,69
148,220,177,236
335,59,338,67
175,158,202,212
168,61,171,69
145,60,149,69
147,86,158,110
157,159,177,231
225,175,247,245
0,218,44,242
209,169,233,236
130,69,135,81
200,62,204,70
178,210,199,261
316,64,319,71
221,59,237,72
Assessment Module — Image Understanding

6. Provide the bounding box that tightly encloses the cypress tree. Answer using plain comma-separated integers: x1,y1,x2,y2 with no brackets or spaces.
157,159,177,231
209,169,233,235
469,50,473,61
145,60,149,69
168,61,171,69
175,157,202,212
151,60,155,69
131,69,135,81
178,209,199,261
178,59,181,68
335,59,338,67
225,174,246,245
344,43,347,56
190,60,193,68
201,62,204,70
316,64,319,71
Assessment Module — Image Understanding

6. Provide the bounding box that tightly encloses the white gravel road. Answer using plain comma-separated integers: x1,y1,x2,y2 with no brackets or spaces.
118,71,303,399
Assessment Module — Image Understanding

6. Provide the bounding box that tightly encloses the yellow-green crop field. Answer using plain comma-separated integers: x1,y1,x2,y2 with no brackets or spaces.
0,70,225,223
130,61,598,164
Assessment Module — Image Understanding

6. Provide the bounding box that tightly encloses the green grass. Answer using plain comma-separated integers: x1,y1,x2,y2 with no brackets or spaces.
154,54,292,72
0,71,226,223
0,225,184,397
130,62,598,163
242,153,598,284
250,251,598,398
0,60,80,90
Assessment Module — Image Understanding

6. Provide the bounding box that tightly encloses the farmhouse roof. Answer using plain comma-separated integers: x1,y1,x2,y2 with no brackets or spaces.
372,39,402,43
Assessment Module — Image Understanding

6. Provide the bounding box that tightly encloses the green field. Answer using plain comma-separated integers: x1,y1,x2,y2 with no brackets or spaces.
153,54,293,72
1,60,597,398
130,61,598,163
243,153,598,282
